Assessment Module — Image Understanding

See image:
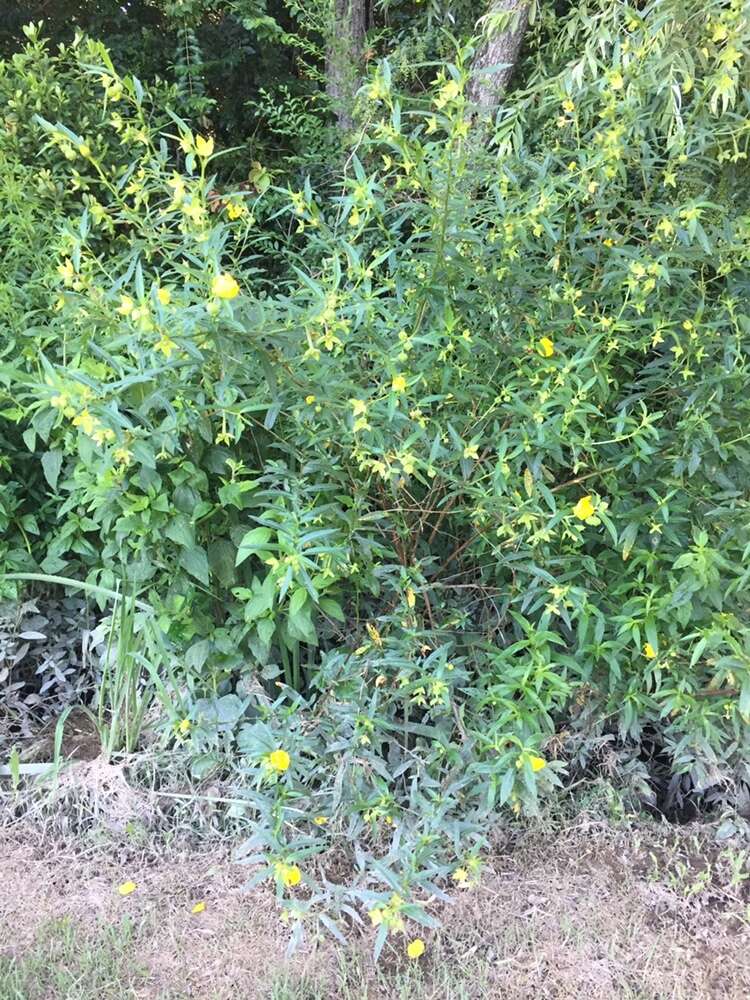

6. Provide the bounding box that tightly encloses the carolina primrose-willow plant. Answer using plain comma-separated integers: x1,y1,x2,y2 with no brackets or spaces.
3,0,750,947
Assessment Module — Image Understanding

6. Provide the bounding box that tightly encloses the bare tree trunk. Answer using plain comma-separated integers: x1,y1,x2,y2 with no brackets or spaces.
326,0,367,130
467,0,530,111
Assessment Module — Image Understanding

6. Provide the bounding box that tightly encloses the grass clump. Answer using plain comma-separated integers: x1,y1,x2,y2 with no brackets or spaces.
0,918,150,1000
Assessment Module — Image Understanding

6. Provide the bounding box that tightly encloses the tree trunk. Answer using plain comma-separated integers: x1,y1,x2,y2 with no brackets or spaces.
467,0,530,111
326,0,367,131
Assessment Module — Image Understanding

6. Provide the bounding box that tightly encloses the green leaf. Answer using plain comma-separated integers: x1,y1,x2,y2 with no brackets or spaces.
739,683,750,724
499,766,516,805
373,922,388,963
185,639,211,670
287,604,317,645
165,515,194,548
319,597,345,622
256,616,275,647
243,576,276,621
619,522,638,561
289,587,308,616
190,753,222,780
132,440,156,468
180,546,209,585
208,539,236,587
236,527,273,566
41,450,63,491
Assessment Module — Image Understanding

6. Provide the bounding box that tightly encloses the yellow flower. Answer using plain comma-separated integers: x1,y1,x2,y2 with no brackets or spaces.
92,427,115,446
72,409,96,436
195,134,215,158
167,172,186,204
155,335,177,358
349,207,361,227
452,867,469,884
191,901,206,914
350,398,368,416
406,587,416,609
57,257,76,285
211,273,240,300
562,98,575,113
573,495,596,521
517,753,546,772
118,881,137,896
463,443,479,460
368,78,388,101
113,446,133,466
226,201,245,220
178,718,191,734
101,75,123,100
118,295,135,316
407,938,425,959
644,642,657,659
276,863,301,887
367,894,408,932
78,143,91,158
305,394,316,405
313,815,328,826
366,623,382,646
436,79,461,107
656,218,674,238
391,374,407,393
50,393,69,410
609,70,624,91
156,287,171,306
268,748,291,772
538,337,554,357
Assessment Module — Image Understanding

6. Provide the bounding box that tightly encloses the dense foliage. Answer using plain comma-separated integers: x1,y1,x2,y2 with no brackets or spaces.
2,0,750,948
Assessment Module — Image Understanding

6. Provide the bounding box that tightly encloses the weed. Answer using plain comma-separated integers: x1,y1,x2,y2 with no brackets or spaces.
0,917,152,1000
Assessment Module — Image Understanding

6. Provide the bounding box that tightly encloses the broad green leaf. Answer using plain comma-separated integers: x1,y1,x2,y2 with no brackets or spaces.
236,527,273,566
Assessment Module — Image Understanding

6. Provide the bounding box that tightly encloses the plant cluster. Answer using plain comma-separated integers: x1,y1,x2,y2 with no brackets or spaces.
0,597,97,736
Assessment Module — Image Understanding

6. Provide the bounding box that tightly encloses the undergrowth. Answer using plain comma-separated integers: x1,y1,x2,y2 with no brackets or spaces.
1,0,750,951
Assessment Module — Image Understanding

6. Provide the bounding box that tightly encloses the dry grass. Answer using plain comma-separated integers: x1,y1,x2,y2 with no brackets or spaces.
1,811,749,1000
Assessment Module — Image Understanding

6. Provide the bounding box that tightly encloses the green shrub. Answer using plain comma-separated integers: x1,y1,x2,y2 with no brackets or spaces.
2,0,750,949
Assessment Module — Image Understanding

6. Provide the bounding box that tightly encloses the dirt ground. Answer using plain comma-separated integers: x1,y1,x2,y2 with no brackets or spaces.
2,810,749,1000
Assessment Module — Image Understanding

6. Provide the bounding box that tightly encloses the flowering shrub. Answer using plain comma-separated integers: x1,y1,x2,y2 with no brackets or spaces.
3,0,750,949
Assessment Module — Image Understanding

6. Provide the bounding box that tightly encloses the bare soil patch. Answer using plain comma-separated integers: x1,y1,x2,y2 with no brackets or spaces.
2,813,748,999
